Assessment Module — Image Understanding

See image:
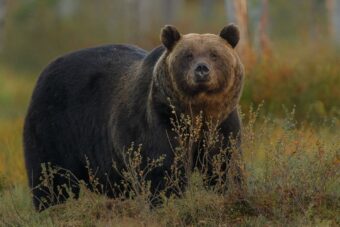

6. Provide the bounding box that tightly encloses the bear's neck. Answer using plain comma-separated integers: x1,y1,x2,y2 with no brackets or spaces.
147,65,204,128
148,69,243,128
146,53,244,128
146,79,174,128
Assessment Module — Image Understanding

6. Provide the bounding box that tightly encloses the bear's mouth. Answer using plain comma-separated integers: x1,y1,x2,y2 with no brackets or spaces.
173,72,226,97
183,84,225,98
193,83,210,93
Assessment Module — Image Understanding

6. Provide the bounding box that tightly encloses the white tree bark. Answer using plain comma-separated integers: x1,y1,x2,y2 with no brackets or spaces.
224,0,250,54
57,0,78,19
225,0,235,22
326,0,340,44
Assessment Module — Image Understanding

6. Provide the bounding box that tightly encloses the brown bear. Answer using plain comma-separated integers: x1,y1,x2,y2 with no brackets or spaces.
24,24,244,211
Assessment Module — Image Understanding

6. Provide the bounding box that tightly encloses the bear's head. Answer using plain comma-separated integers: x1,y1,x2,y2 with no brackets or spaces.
154,24,244,121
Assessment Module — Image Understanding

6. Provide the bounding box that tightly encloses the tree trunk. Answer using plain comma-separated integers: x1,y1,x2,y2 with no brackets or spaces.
258,0,271,58
326,0,340,44
201,0,214,21
224,0,250,56
161,0,183,24
138,0,152,34
124,0,139,43
56,0,78,19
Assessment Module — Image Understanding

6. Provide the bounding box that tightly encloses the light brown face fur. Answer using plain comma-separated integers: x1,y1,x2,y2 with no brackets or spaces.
165,33,244,121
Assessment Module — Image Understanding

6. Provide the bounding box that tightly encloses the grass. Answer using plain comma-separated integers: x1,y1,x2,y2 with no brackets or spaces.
242,42,340,121
0,67,35,188
0,44,339,226
0,106,339,226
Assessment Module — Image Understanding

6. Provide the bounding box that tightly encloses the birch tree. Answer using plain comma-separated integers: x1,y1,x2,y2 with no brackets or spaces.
224,0,250,55
326,0,340,44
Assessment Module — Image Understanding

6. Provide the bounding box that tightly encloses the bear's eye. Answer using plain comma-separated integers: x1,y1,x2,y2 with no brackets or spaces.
185,53,194,60
210,52,218,60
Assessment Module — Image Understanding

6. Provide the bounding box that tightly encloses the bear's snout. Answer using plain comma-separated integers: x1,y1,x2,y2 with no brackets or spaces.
194,62,210,83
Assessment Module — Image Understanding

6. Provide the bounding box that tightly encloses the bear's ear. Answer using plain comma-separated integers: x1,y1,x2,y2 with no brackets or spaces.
219,24,240,48
161,25,181,50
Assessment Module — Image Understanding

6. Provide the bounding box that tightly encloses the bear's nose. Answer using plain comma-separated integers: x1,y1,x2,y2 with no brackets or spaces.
194,63,210,82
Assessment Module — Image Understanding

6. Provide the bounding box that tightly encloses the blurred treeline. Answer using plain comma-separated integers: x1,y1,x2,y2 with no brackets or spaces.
1,0,339,71
0,0,339,121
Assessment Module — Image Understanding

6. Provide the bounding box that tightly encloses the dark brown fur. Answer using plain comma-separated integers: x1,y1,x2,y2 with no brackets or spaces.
24,25,244,211
153,31,244,122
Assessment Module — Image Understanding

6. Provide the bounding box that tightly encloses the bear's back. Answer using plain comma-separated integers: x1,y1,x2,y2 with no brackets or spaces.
24,44,148,174
27,44,146,118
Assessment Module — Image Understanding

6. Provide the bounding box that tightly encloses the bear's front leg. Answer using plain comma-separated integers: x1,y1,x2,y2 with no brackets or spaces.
199,109,245,196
